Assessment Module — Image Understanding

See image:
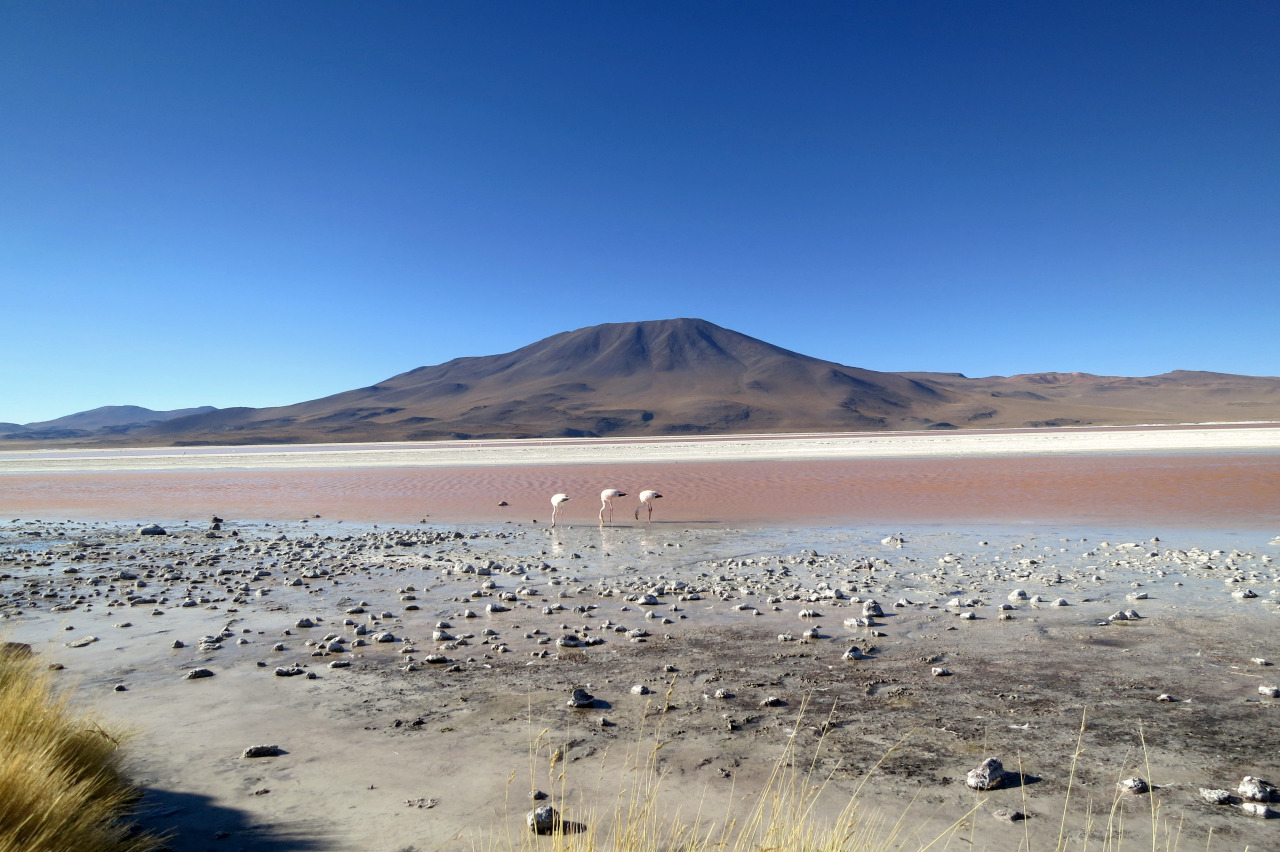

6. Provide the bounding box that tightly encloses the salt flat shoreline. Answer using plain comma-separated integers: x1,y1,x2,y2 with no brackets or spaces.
2,423,1279,474
4,517,1279,851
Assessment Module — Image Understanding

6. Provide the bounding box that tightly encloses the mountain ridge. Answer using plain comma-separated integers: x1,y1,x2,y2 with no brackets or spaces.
5,319,1279,447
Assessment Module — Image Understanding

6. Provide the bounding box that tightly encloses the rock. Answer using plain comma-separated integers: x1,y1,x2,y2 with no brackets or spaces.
140,524,167,536
1,642,33,658
1240,802,1275,818
567,688,594,709
1008,589,1028,601
185,668,215,679
759,696,784,707
527,805,560,834
295,618,314,628
966,758,1008,791
372,632,396,643
275,665,305,677
842,646,864,660
242,745,282,758
862,600,883,617
932,667,952,677
1238,776,1276,802
1259,685,1280,698
328,660,351,669
1117,777,1149,795
990,808,1026,823
631,684,650,695
1200,788,1233,805
65,636,98,648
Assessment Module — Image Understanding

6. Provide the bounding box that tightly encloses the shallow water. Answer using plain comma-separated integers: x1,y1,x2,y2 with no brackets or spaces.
3,452,1279,528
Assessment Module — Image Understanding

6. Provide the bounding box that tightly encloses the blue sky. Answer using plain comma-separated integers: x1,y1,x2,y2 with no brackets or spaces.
2,1,1277,425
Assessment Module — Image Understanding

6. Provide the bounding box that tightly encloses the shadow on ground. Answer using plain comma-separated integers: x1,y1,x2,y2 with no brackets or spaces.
135,788,333,852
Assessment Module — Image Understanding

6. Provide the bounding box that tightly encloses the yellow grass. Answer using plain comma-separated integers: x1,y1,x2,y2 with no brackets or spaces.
0,652,160,852
473,698,1203,852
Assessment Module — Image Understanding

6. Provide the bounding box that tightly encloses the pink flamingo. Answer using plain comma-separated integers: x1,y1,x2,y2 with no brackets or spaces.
634,490,663,523
550,493,570,528
599,489,627,526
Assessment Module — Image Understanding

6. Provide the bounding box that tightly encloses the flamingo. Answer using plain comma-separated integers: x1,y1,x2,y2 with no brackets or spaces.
550,493,570,528
599,489,627,526
634,490,663,523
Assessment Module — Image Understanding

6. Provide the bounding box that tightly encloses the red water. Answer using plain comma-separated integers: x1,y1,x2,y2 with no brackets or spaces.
1,453,1277,528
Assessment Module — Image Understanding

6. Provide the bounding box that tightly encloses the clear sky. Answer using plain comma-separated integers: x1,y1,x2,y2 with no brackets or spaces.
2,1,1277,425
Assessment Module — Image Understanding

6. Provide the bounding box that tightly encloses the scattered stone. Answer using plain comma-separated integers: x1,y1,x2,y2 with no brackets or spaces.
185,668,215,679
139,524,167,536
242,745,282,758
1201,788,1233,805
1240,802,1275,819
65,636,98,648
990,808,1026,823
1,642,32,658
567,688,594,709
1239,776,1276,802
759,696,784,707
527,805,560,834
1117,777,1149,795
966,758,1008,791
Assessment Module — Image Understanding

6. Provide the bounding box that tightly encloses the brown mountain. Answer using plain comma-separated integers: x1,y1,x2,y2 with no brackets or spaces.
147,318,961,444
8,319,1280,447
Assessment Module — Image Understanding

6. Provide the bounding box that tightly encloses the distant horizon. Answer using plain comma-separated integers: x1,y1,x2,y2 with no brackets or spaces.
6,315,1280,426
3,3,1276,424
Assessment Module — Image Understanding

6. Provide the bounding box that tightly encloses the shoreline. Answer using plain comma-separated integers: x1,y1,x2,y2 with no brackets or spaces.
4,517,1278,850
2,423,1279,474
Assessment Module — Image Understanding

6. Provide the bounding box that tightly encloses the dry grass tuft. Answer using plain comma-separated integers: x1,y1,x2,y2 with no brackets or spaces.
0,652,160,852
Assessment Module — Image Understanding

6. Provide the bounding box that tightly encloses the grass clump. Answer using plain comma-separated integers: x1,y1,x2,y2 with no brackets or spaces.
0,650,160,852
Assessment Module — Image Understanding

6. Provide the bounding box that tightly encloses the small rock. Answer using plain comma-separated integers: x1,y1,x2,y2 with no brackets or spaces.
759,696,784,707
1240,802,1275,818
1238,776,1276,802
527,805,560,834
1200,788,1233,805
567,688,594,709
140,524,167,536
966,758,1008,791
185,668,215,680
242,745,282,758
1117,777,1149,795
631,684,650,695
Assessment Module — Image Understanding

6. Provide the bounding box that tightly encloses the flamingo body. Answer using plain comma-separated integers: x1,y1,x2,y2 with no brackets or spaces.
550,493,570,527
634,490,663,522
599,489,627,525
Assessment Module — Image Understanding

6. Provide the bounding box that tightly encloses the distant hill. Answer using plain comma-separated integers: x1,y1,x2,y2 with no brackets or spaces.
5,319,1279,447
2,405,218,441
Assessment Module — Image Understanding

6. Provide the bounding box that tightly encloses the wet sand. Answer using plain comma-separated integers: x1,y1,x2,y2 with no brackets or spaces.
2,453,1278,529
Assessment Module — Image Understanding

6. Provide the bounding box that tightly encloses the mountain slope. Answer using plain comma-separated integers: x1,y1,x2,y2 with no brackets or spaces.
146,319,961,443
6,320,1279,448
